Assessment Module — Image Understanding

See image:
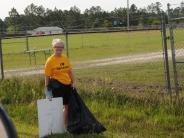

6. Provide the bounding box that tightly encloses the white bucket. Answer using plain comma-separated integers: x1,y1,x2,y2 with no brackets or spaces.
37,98,64,138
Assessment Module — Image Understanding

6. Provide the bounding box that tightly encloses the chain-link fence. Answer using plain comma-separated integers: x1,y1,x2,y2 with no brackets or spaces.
165,3,184,96
0,33,68,71
0,26,167,95
0,23,174,138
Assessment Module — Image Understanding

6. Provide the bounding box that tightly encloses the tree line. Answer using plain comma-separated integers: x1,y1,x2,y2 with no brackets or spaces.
0,2,184,33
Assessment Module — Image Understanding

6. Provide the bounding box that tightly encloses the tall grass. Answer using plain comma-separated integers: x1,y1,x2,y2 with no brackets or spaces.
0,75,44,104
1,73,184,138
0,49,184,138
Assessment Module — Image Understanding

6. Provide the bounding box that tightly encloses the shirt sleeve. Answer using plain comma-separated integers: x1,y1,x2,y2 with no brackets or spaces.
44,60,52,76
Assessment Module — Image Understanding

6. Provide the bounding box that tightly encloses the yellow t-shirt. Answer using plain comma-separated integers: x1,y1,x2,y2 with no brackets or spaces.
44,54,72,85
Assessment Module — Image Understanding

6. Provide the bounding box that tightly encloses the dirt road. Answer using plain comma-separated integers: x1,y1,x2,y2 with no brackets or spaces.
4,49,184,77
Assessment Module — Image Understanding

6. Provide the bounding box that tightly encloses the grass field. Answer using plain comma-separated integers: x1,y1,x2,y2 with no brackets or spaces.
3,31,162,53
1,29,184,137
2,29,184,70
1,61,184,138
2,30,164,69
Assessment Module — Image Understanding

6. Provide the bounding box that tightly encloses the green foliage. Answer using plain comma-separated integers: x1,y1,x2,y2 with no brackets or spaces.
2,2,184,32
0,75,44,104
3,4,111,31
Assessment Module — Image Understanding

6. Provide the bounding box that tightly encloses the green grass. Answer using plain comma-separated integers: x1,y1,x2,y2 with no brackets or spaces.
1,61,184,137
1,29,184,137
3,52,50,69
2,29,184,70
3,31,162,53
68,31,162,61
2,30,164,69
3,82,184,138
2,29,184,55
6,97,184,138
75,62,165,84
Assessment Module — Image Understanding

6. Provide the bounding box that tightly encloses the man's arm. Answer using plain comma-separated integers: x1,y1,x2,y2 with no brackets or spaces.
45,75,50,89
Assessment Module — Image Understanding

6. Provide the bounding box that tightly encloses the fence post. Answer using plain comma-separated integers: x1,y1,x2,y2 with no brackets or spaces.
26,31,29,51
25,27,31,64
65,31,69,57
167,3,180,97
161,12,172,94
0,35,4,80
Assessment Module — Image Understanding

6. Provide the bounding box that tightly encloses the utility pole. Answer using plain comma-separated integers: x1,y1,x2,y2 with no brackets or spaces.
127,0,130,30
0,35,4,80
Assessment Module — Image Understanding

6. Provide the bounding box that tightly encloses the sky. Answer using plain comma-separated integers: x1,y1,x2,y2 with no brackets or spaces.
0,0,184,20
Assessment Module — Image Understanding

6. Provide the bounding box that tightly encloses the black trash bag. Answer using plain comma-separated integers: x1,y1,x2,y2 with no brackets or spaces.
67,88,106,134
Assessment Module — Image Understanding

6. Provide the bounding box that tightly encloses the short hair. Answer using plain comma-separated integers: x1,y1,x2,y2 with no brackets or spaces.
52,39,64,47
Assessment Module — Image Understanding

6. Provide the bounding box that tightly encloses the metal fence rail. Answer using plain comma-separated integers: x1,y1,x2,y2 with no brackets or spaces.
162,3,184,97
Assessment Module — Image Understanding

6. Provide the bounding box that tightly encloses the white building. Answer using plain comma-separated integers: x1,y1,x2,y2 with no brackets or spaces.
28,26,63,35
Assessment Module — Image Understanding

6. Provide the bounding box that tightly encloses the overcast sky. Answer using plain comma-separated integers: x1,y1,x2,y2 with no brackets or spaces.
0,0,183,20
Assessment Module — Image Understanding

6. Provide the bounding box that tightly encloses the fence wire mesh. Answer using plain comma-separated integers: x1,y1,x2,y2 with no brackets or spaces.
1,28,167,94
172,27,184,92
0,26,170,138
168,3,184,94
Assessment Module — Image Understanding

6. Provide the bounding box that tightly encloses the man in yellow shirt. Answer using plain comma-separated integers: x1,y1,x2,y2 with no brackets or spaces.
44,38,75,129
